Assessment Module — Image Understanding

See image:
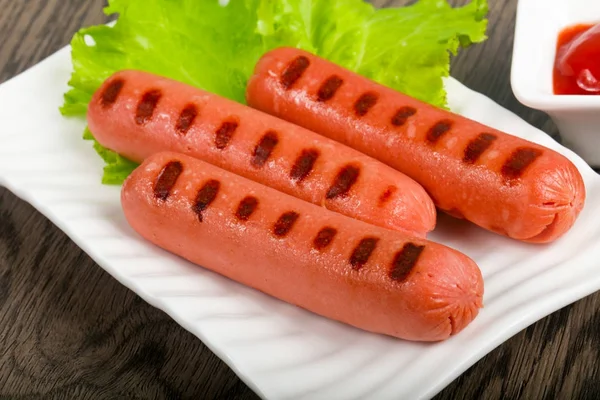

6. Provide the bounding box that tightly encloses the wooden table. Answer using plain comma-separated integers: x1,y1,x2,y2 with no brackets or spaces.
1,1,598,398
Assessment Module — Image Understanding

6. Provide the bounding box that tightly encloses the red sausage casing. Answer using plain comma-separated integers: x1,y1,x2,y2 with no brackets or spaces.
121,152,484,342
246,47,586,243
88,70,436,237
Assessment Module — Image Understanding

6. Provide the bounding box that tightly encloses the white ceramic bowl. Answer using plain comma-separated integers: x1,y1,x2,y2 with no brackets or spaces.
511,0,600,167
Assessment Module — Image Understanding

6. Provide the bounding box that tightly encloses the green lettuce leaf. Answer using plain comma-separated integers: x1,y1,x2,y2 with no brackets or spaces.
62,0,488,184
82,127,138,184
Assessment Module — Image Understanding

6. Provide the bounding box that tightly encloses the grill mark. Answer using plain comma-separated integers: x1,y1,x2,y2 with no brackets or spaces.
192,180,220,222
317,75,344,102
175,104,198,135
235,196,258,221
378,186,397,205
501,147,543,180
135,89,162,125
313,227,337,251
349,237,379,270
390,243,425,282
215,120,238,150
251,131,279,168
100,79,124,107
290,148,320,183
153,161,183,201
280,56,310,89
326,165,360,199
426,120,453,144
354,92,379,116
273,211,300,237
391,106,417,126
463,133,497,164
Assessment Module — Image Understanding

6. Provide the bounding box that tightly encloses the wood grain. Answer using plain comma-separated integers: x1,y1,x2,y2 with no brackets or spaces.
0,0,598,399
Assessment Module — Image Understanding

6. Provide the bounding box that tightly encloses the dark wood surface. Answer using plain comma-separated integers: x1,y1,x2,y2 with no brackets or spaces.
0,0,598,399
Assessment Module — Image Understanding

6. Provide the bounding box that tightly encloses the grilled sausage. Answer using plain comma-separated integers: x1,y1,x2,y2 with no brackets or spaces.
88,70,436,237
246,47,587,243
121,152,484,342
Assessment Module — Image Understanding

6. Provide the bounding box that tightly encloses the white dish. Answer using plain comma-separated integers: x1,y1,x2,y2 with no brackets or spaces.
511,0,600,166
1,47,600,400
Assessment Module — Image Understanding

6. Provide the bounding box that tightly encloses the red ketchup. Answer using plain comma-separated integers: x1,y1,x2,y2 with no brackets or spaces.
553,23,600,95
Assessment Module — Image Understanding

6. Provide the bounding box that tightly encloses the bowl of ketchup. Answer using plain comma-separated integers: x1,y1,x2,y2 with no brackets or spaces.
554,23,600,95
511,0,600,168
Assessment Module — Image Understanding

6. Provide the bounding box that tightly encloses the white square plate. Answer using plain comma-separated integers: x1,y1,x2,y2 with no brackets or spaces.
1,47,599,400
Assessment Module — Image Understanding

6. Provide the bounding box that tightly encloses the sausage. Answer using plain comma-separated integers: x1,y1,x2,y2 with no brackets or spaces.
121,152,484,342
88,70,436,237
246,47,587,243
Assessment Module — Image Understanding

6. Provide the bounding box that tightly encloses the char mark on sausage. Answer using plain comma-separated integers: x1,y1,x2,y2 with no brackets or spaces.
154,160,183,201
135,89,162,125
280,56,310,89
349,237,379,270
101,78,125,107
192,179,220,222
